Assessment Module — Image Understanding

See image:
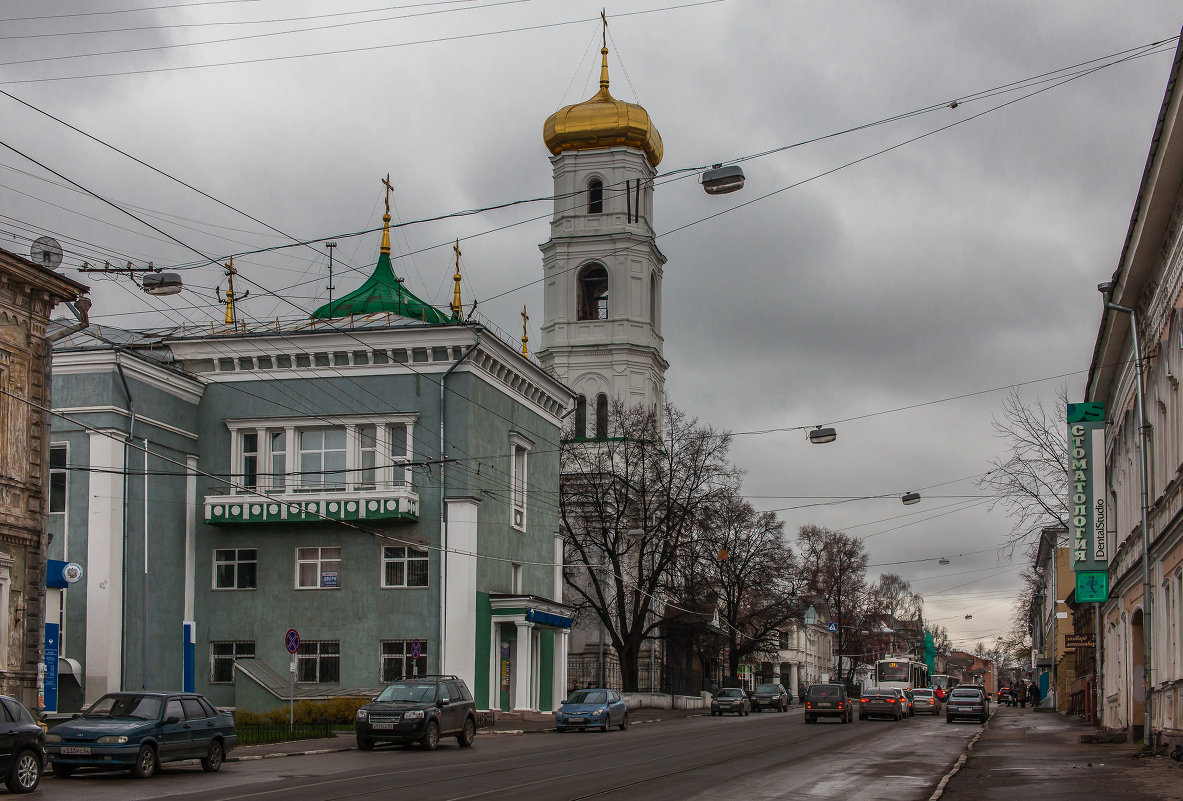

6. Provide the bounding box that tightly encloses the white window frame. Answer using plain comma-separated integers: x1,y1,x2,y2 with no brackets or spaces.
210,640,255,683
296,640,340,684
381,545,430,588
509,433,532,532
213,548,258,590
380,639,429,682
227,415,416,495
48,443,68,518
296,546,342,590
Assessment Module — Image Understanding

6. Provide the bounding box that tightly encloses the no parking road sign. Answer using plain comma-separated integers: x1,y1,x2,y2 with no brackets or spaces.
286,629,301,654
411,639,422,660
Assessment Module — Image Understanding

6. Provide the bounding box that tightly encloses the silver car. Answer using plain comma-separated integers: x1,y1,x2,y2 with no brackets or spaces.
710,688,751,717
911,688,940,715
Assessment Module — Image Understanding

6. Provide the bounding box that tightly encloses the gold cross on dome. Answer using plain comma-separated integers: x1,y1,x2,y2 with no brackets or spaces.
601,9,607,48
381,172,394,215
453,238,461,267
521,305,529,357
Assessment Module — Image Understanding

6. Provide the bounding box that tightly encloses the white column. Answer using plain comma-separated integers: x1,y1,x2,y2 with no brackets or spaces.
789,663,799,695
553,629,570,710
443,498,479,692
553,532,564,604
86,430,125,702
513,621,534,712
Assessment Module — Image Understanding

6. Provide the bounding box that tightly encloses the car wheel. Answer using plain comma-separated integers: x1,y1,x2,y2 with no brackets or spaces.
201,740,224,772
619,712,629,731
420,720,440,751
805,715,813,724
357,735,375,750
946,717,954,724
6,750,40,794
556,727,567,733
51,764,75,779
458,717,476,747
131,744,157,779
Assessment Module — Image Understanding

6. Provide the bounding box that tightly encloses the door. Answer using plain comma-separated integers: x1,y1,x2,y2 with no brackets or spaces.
157,698,190,759
182,697,215,757
0,701,16,775
437,682,462,734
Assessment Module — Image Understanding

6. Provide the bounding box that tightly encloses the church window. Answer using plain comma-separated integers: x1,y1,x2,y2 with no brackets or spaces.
588,178,604,214
577,264,609,320
596,394,609,438
574,395,587,438
510,434,532,530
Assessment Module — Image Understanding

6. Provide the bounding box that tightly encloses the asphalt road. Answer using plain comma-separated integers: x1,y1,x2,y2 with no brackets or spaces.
33,706,984,801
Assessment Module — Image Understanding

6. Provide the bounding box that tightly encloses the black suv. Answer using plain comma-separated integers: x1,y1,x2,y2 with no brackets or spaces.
355,676,477,751
804,683,853,724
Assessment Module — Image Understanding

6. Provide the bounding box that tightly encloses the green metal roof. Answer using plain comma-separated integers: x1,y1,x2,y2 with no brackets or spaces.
310,250,454,324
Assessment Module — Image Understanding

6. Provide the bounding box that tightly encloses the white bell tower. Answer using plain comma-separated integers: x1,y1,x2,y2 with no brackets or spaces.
538,43,667,437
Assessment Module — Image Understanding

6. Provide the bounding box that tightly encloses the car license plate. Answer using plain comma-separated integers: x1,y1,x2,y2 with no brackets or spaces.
61,746,91,755
568,717,586,723
371,723,395,729
817,702,833,708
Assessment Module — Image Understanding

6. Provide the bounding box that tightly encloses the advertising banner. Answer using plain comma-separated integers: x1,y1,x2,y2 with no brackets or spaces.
1067,403,1107,572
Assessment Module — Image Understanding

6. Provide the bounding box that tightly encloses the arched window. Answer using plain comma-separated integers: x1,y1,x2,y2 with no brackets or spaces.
577,264,609,321
574,395,587,438
587,178,604,214
595,394,608,439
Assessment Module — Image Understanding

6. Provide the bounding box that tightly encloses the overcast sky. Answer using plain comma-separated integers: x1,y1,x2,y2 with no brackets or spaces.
3,0,1181,652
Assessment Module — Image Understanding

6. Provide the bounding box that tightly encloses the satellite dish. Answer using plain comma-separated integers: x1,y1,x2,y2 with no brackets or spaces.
30,236,63,271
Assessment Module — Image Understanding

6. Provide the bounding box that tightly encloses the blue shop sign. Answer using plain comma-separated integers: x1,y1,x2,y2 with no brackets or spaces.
525,608,573,629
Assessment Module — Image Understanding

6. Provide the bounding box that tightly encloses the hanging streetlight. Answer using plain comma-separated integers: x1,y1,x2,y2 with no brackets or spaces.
701,164,745,195
901,491,921,505
808,426,837,444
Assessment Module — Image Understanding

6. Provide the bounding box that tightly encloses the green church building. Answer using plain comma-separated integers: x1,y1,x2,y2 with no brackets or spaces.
47,193,574,714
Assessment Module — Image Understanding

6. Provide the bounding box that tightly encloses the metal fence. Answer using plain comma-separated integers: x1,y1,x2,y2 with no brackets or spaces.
235,722,336,746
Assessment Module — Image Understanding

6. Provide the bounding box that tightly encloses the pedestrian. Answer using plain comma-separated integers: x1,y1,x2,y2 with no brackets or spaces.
1018,682,1027,708
1027,682,1040,708
1009,685,1018,707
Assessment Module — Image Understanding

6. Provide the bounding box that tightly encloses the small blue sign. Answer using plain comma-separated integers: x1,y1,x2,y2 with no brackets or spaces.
827,622,838,633
410,639,422,660
525,608,574,629
321,572,338,588
182,621,196,692
285,629,300,654
43,623,59,713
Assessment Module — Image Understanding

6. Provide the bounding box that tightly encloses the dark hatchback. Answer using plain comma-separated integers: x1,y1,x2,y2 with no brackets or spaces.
355,676,477,751
46,692,236,779
0,695,45,793
805,683,853,723
946,687,989,724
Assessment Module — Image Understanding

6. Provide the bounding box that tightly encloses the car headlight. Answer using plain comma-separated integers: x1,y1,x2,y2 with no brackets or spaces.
404,710,424,720
45,734,61,743
98,735,129,744
593,707,606,716
357,709,368,720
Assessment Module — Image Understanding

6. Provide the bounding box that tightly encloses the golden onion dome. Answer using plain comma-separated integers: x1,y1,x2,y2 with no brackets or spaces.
543,47,663,167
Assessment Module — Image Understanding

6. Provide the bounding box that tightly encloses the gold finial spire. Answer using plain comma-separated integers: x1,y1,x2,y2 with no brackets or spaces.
218,257,247,327
598,10,610,93
380,173,394,254
451,239,463,320
521,305,529,358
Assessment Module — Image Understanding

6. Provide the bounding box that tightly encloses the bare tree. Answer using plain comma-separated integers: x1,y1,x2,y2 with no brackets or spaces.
796,525,870,683
692,491,798,677
926,623,952,655
978,385,1070,551
561,400,739,692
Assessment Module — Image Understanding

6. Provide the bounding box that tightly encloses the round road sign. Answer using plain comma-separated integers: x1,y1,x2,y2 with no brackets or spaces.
411,639,422,660
285,629,300,654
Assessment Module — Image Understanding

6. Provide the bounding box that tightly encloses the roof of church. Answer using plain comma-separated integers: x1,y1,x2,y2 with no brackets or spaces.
310,248,453,324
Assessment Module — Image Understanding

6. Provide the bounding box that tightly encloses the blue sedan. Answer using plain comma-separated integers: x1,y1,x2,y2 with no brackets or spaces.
555,689,629,732
46,692,237,779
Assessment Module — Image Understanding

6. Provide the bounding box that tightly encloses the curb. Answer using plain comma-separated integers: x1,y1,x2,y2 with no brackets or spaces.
927,710,992,801
228,746,354,762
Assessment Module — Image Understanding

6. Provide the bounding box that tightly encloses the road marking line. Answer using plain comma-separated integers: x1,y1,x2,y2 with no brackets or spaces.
928,710,992,800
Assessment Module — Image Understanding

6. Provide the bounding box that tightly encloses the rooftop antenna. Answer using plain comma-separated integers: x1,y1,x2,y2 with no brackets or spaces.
325,241,337,310
216,257,248,329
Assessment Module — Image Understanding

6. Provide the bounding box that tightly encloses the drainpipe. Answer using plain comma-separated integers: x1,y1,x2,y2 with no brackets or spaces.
439,328,481,676
114,350,136,691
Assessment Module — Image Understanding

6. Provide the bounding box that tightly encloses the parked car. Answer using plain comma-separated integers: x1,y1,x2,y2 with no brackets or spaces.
998,686,1010,703
946,686,989,724
804,683,853,724
46,692,236,779
911,688,940,715
555,689,628,732
750,684,789,713
710,688,751,717
356,675,477,750
858,686,904,721
0,695,45,793
901,688,916,717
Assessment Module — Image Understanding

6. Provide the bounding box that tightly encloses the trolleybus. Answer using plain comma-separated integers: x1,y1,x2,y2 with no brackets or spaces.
874,656,929,692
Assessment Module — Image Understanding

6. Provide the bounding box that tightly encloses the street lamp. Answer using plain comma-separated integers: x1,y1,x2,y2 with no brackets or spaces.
1098,280,1152,747
701,164,745,195
901,492,921,505
808,426,837,444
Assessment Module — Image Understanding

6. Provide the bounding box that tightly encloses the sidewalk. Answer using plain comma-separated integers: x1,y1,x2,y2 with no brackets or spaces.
937,704,1180,801
226,705,715,760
